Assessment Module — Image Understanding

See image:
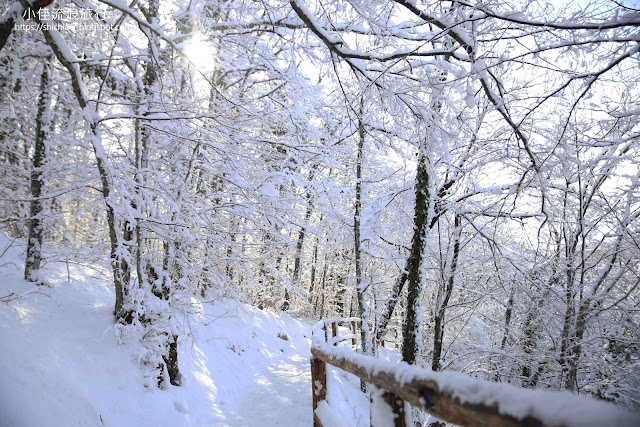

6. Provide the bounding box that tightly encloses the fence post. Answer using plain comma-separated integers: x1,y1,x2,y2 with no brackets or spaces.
370,386,406,427
310,357,327,427
383,391,406,427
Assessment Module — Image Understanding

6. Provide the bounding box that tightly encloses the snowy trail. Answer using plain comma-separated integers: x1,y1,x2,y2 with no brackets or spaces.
0,235,319,427
223,352,313,426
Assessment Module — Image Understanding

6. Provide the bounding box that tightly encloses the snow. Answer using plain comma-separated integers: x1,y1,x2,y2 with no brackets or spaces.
3,229,637,427
259,182,279,198
0,2,22,25
0,235,317,426
43,25,89,106
369,387,396,426
224,354,311,426
315,400,346,426
325,363,369,426
290,0,344,46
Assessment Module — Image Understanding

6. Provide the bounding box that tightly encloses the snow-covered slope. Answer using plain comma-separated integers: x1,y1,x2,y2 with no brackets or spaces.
0,237,314,426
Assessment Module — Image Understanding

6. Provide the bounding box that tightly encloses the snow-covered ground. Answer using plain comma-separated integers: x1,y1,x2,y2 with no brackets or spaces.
0,235,323,426
0,233,373,426
6,233,636,427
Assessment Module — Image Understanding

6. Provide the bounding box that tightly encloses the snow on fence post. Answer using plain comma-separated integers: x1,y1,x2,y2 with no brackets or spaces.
382,390,405,427
371,384,406,427
310,356,327,427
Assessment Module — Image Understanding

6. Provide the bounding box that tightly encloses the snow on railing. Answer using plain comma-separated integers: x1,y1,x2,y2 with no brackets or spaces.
310,318,639,427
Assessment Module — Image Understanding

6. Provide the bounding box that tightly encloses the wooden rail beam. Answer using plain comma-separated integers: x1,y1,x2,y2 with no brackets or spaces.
311,318,638,427
311,345,597,427
313,345,535,427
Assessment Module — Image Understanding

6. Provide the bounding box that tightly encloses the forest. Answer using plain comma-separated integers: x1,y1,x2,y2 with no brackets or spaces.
1,0,639,421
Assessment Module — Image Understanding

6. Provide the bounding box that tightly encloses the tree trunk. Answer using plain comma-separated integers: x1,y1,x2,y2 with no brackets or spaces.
317,256,329,317
24,58,53,283
293,191,313,291
308,233,320,303
431,214,461,372
164,334,180,386
559,256,577,389
354,105,371,356
521,234,560,386
29,6,130,319
375,265,408,344
402,153,431,365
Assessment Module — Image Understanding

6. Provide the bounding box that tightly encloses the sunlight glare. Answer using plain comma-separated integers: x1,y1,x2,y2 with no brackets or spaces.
185,34,215,71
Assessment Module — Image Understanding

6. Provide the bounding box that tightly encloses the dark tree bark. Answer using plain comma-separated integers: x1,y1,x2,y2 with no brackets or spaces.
500,287,515,351
164,334,180,386
308,233,319,303
24,57,52,283
354,102,371,359
521,236,560,386
375,265,407,344
354,101,373,394
317,255,329,317
20,0,129,318
293,184,314,292
0,0,55,52
431,214,462,372
402,153,431,365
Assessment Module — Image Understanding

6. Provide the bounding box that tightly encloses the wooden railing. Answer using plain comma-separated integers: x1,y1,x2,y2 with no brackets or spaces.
310,317,639,427
316,317,400,349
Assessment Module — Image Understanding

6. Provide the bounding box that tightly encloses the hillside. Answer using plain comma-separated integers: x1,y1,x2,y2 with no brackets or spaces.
0,237,319,426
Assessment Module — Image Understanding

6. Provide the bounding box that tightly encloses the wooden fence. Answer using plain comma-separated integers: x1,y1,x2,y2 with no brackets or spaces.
310,318,639,427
